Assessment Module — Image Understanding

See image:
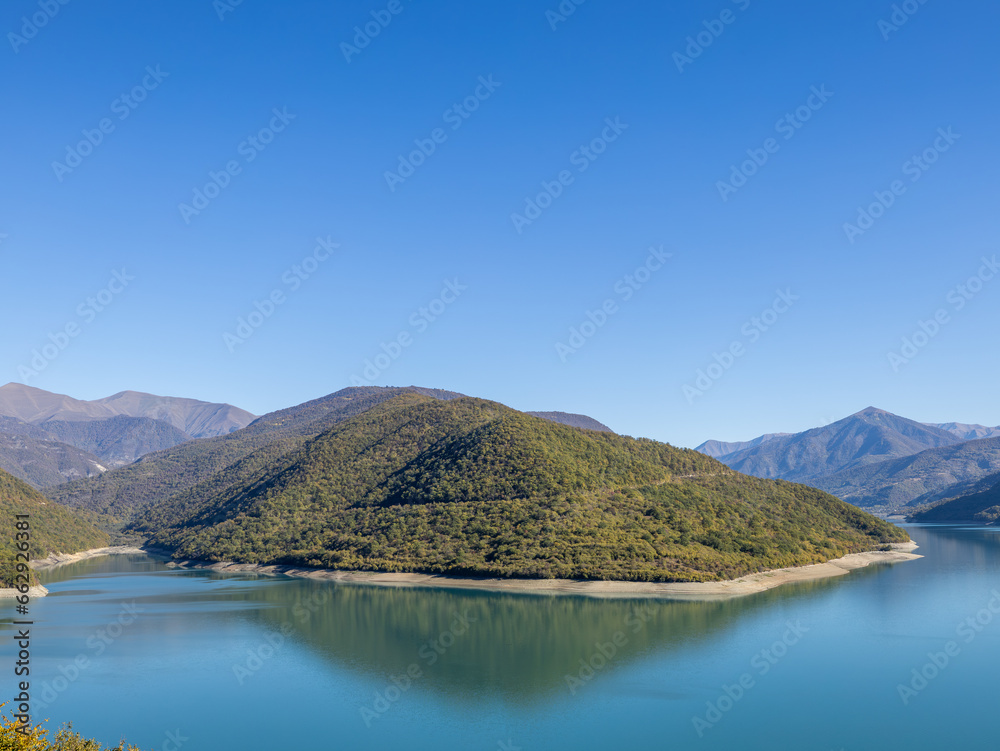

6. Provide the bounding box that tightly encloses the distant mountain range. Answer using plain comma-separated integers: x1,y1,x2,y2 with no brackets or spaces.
695,433,790,459
0,383,255,437
698,409,1000,512
0,384,256,488
813,437,1000,509
703,408,960,484
0,413,193,474
0,419,107,488
35,415,193,466
525,411,613,433
910,471,1000,524
929,422,1000,441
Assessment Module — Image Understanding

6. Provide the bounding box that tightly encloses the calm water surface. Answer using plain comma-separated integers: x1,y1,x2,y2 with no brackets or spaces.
3,524,999,750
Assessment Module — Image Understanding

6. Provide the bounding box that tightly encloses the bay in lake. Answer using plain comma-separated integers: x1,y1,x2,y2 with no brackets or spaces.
4,524,999,750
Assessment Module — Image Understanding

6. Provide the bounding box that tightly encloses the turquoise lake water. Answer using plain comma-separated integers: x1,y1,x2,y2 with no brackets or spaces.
3,524,999,750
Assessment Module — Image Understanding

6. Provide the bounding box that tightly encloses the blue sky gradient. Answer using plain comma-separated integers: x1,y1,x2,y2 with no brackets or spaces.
2,0,998,448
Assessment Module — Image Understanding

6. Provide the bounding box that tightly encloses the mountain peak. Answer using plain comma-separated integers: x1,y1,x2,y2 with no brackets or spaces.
712,407,961,484
1,382,59,396
854,406,892,417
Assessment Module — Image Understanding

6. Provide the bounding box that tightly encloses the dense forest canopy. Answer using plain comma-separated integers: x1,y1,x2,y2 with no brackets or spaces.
127,394,908,583
0,469,108,586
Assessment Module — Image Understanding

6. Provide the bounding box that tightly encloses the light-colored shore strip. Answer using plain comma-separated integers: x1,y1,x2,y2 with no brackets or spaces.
0,546,148,598
31,546,147,570
0,585,49,599
166,541,921,600
5,542,920,600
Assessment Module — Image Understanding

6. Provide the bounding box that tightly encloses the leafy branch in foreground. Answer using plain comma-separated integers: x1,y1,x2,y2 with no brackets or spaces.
0,706,141,751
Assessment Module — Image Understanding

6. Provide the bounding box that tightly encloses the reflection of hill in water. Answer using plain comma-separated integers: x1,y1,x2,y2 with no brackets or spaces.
906,524,1000,574
909,524,1000,552
217,574,847,700
36,554,169,584
37,553,854,700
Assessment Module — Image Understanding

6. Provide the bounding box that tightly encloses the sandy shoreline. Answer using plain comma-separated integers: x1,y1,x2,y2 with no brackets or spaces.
0,546,148,598
163,542,921,600
0,585,49,599
31,546,148,571
7,542,921,600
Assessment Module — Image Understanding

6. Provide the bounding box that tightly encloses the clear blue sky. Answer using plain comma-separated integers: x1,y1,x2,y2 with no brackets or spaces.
3,0,998,448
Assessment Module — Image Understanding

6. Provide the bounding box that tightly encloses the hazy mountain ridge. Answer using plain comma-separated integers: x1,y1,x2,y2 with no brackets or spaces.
92,390,255,437
909,471,1000,523
813,437,1000,510
0,416,107,489
929,422,1000,441
0,408,197,488
0,384,254,488
38,415,193,467
526,411,614,433
0,415,54,441
712,408,960,483
695,433,790,459
695,408,1000,510
0,383,255,438
0,384,115,423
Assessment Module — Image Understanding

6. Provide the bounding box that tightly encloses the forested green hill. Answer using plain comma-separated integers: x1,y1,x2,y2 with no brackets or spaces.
129,394,907,583
909,472,1000,523
0,468,108,586
47,386,457,525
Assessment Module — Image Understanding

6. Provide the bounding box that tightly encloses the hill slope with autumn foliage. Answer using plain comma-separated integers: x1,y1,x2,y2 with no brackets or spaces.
129,394,907,582
0,468,108,585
